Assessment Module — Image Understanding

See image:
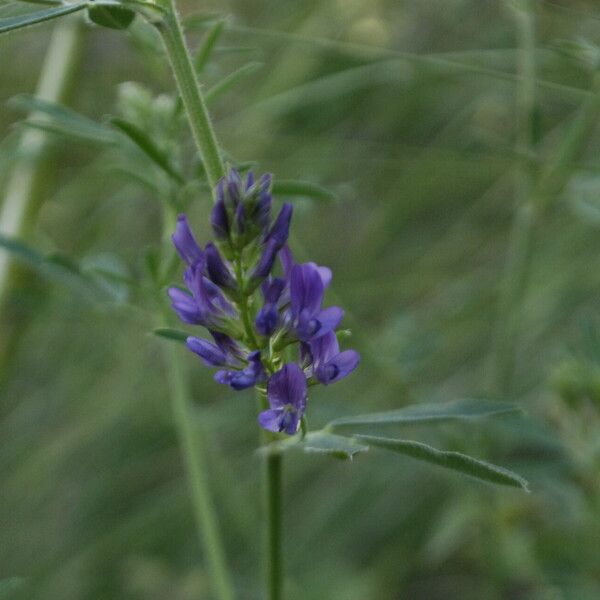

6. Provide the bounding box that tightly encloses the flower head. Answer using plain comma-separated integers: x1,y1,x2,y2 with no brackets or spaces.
167,167,359,436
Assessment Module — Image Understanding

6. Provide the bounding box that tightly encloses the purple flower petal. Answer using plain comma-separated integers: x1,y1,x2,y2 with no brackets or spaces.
279,245,295,277
205,243,236,290
267,363,307,411
258,408,285,432
168,287,201,324
249,238,279,286
316,350,360,384
172,215,203,266
309,331,339,367
313,306,344,338
290,263,324,320
186,337,228,367
210,199,229,241
267,203,293,249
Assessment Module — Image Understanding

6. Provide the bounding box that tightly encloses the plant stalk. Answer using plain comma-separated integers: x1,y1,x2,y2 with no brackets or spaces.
0,17,83,310
156,3,284,598
155,0,225,190
265,450,283,600
490,1,537,396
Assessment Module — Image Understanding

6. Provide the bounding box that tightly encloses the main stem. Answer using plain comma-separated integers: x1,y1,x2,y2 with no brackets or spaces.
265,451,283,600
156,0,225,189
156,2,284,597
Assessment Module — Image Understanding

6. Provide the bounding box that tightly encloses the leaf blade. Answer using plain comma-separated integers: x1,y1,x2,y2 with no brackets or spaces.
194,18,226,74
355,435,530,491
205,62,263,103
272,179,335,201
153,328,189,344
302,431,369,460
328,398,523,429
0,3,86,34
110,117,184,183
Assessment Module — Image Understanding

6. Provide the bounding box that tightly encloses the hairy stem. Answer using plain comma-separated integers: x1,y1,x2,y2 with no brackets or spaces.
156,0,225,190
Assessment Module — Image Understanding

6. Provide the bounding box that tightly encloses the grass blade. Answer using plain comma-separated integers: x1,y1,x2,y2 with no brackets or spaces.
205,61,263,103
110,117,184,183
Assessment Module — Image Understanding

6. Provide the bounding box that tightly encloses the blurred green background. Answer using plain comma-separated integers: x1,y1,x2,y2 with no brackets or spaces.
2,0,600,598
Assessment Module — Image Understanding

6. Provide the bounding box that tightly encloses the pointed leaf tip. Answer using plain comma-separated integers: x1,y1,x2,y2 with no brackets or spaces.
354,435,530,491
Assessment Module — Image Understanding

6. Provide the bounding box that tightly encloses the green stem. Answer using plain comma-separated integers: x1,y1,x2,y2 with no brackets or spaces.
265,449,283,600
491,1,600,395
0,17,84,372
0,17,83,308
490,1,537,396
156,0,225,189
162,314,235,600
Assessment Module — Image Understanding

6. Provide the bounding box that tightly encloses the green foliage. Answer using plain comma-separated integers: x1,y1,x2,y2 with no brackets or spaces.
88,4,136,30
354,435,530,491
153,327,189,344
327,398,523,429
0,2,86,34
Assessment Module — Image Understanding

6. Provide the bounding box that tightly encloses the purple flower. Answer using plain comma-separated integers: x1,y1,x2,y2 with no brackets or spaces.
168,287,202,324
205,242,236,291
305,331,360,384
265,203,292,248
186,332,244,367
258,363,307,435
183,262,239,332
255,277,286,336
290,263,343,341
247,238,280,291
210,199,229,241
212,169,274,251
172,215,204,266
215,350,265,390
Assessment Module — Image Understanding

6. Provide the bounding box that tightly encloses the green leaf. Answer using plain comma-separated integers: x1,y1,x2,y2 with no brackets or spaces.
0,2,86,34
9,94,117,144
302,431,369,460
205,62,263,103
194,18,226,74
354,435,530,491
153,328,189,344
88,4,136,30
272,179,336,201
0,577,25,598
109,117,184,183
327,398,523,430
0,234,101,301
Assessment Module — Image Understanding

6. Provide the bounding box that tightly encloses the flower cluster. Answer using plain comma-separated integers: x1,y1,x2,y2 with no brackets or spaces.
168,168,360,435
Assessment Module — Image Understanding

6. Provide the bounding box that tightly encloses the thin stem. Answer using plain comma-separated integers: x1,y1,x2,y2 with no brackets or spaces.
0,16,83,308
490,2,600,395
155,0,225,190
265,449,283,600
233,256,261,350
490,1,537,396
0,17,84,371
161,311,235,600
